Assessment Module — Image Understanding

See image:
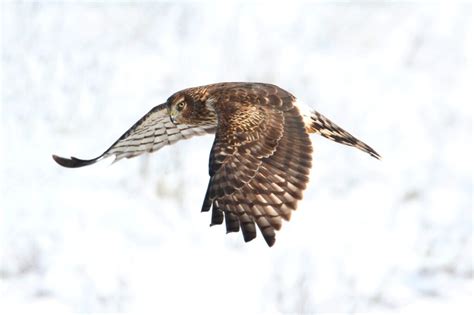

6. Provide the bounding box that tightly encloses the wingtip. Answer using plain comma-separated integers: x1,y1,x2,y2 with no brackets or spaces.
265,237,276,247
52,154,99,168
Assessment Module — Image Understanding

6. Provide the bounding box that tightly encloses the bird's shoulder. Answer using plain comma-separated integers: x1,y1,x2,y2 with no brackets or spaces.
205,82,296,111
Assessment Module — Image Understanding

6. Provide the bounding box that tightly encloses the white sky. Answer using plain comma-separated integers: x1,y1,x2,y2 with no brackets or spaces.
1,2,472,313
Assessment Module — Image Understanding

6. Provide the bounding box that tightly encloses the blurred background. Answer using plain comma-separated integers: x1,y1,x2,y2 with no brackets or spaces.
1,1,472,313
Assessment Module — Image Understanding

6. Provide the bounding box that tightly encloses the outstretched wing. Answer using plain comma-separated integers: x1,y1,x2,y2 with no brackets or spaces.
201,84,313,247
53,103,216,168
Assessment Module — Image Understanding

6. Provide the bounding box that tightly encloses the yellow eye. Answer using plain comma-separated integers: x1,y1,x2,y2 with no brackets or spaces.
176,101,185,111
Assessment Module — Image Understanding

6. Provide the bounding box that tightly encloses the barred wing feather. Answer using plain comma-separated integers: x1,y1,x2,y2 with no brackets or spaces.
52,103,216,168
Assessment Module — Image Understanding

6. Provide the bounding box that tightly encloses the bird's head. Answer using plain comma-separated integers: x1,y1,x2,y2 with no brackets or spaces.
167,87,216,125
167,93,190,124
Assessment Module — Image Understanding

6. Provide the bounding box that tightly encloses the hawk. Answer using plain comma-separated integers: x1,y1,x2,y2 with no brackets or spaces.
53,82,380,246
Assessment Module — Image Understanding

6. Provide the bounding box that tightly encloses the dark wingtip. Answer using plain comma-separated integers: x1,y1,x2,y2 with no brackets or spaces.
265,237,276,247
52,154,100,168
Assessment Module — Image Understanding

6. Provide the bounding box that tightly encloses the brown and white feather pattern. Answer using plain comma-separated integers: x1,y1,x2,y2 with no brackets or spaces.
200,83,312,246
106,104,216,161
52,103,216,167
52,82,380,246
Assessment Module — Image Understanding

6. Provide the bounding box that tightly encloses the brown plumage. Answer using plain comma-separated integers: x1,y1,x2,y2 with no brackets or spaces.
53,82,380,247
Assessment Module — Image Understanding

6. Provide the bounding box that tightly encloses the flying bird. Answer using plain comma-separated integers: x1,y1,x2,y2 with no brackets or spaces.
53,82,380,246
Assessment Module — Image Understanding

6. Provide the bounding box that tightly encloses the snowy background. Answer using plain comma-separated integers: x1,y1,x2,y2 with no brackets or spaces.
1,1,472,313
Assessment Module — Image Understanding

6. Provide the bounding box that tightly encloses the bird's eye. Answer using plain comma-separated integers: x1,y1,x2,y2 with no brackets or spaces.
176,101,186,111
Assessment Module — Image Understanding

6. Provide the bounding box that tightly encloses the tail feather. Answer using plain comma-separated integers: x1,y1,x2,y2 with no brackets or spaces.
307,111,381,159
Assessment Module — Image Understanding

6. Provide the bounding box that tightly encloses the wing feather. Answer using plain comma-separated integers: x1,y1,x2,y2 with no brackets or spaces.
53,103,216,168
203,84,313,246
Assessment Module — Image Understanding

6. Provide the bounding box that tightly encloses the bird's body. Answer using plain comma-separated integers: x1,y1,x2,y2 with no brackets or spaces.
53,82,380,246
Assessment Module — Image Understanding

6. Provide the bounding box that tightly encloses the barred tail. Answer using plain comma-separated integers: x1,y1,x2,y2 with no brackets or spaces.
307,111,381,159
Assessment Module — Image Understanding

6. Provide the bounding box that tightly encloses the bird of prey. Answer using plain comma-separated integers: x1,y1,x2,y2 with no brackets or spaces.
53,82,380,247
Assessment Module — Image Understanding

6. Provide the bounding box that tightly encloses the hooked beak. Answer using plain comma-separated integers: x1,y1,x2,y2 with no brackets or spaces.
169,108,178,124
